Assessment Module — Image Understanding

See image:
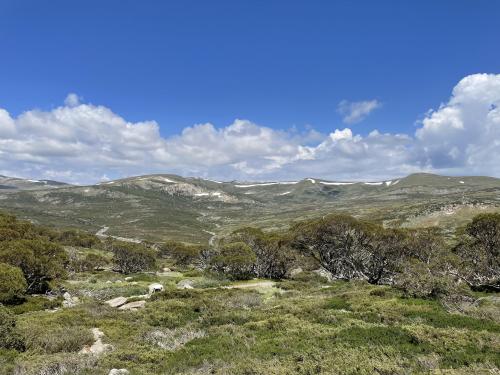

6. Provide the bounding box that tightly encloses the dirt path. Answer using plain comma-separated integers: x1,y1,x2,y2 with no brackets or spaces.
96,226,142,244
202,229,216,246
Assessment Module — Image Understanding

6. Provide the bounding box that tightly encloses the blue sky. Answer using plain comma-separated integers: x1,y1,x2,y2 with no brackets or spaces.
0,1,499,183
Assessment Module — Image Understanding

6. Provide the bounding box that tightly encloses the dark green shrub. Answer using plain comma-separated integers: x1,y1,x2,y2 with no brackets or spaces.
211,242,256,280
226,227,296,279
69,252,110,272
0,240,68,293
57,229,100,248
160,241,203,265
0,263,27,304
454,213,500,291
113,242,157,273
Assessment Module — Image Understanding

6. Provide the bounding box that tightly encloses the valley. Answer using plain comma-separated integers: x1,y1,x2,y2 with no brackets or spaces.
1,173,499,244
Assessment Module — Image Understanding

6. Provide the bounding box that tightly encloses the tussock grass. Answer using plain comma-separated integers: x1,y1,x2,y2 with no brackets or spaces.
4,271,499,374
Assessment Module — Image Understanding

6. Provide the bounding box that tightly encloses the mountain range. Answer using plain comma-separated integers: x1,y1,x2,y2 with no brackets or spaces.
1,173,499,243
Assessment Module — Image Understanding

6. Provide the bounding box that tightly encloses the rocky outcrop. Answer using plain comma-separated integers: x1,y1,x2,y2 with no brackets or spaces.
62,291,80,307
105,296,128,308
177,279,194,289
118,300,146,310
79,328,112,355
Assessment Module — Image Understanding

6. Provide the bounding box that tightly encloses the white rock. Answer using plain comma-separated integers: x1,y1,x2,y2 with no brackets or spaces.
148,283,164,294
177,279,194,289
62,292,80,307
118,300,146,310
105,296,128,308
109,369,129,375
313,268,334,282
289,267,303,278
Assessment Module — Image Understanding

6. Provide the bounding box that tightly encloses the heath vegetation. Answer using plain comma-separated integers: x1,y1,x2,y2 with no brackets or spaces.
0,210,498,374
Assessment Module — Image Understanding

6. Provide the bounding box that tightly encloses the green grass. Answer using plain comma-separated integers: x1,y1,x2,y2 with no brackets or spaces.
3,270,499,375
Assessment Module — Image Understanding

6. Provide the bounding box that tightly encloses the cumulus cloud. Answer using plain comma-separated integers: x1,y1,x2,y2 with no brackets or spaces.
415,73,500,176
64,93,81,107
0,73,499,184
337,99,381,124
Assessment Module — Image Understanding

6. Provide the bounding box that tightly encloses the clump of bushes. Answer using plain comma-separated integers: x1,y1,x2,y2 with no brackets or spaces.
0,263,27,304
56,229,100,248
67,251,110,273
0,240,68,294
112,242,157,273
160,241,204,265
453,213,500,291
0,212,71,294
210,242,256,280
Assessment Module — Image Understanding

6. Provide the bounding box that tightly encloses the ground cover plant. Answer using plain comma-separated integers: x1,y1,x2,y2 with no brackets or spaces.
0,210,498,374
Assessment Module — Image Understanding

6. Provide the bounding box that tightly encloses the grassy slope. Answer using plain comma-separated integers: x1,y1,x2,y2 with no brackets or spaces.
1,173,500,244
2,260,499,375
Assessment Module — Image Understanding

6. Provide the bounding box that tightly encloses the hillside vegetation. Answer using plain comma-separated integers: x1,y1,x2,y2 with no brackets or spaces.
0,209,498,374
0,173,499,243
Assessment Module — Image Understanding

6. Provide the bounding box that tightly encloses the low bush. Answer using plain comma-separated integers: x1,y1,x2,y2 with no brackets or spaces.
0,263,27,304
160,241,204,265
21,325,94,354
57,229,100,248
0,306,25,351
8,296,61,315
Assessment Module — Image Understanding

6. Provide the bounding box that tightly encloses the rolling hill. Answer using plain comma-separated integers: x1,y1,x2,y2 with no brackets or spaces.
0,173,499,243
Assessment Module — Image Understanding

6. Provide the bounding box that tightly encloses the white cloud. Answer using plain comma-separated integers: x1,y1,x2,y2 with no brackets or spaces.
64,93,81,107
337,99,381,124
0,73,499,184
415,73,500,175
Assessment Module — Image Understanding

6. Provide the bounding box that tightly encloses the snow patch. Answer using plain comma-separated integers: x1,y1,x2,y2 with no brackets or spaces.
306,178,316,184
364,182,383,186
279,191,291,195
159,177,176,183
459,181,465,184
319,181,354,186
235,181,298,188
194,191,222,197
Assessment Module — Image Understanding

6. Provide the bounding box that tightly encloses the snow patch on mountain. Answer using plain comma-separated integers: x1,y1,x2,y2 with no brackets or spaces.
319,181,354,186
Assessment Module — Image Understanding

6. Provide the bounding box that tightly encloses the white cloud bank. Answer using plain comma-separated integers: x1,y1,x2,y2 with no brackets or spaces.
337,99,381,124
0,73,499,184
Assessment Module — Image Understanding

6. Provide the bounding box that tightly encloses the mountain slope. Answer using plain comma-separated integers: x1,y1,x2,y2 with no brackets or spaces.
0,175,70,191
0,173,499,243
